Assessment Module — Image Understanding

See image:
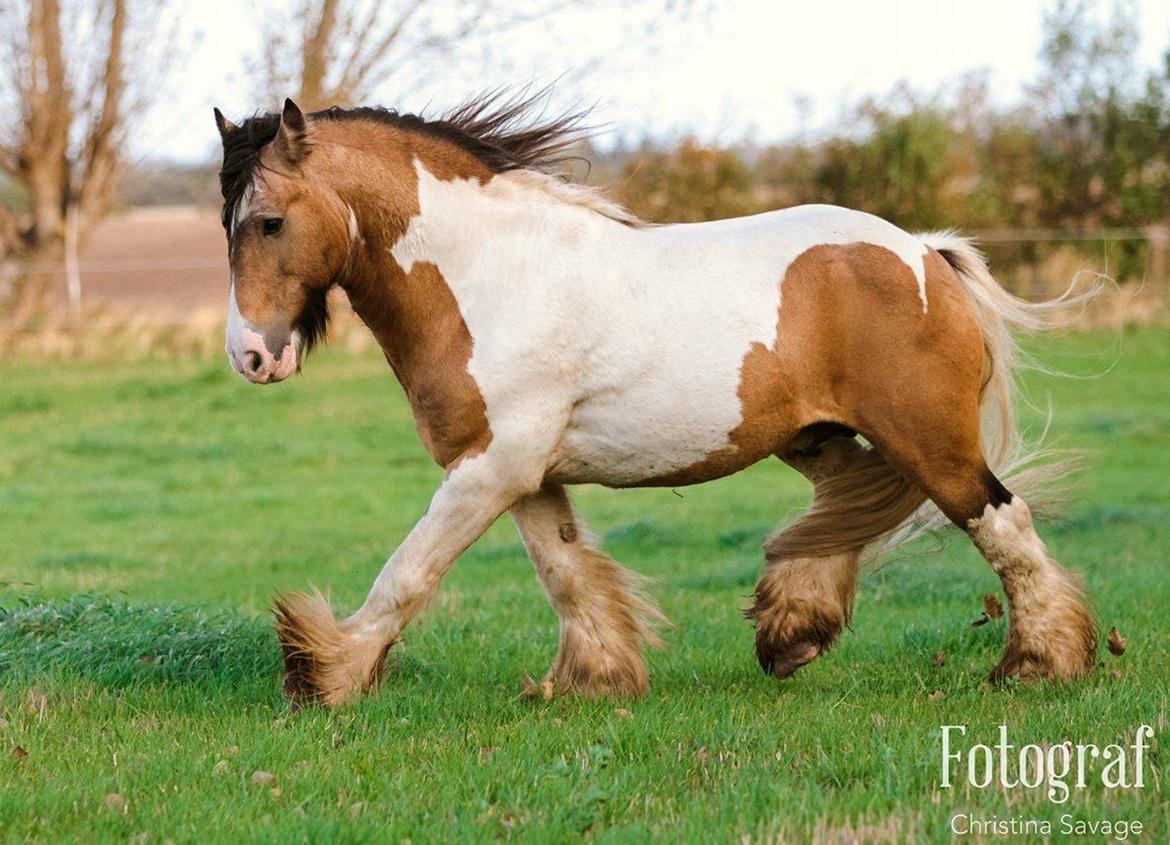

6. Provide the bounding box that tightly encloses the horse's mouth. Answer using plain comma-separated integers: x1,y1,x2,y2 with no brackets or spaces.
229,339,299,384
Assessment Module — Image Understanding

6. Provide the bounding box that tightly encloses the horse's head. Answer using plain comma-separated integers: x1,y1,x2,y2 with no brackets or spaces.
215,99,350,384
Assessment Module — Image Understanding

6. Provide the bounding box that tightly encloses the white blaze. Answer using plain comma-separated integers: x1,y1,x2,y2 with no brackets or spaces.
229,182,254,239
225,279,246,355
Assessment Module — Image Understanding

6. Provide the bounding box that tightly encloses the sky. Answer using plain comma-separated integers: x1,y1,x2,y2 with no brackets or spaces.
146,0,1170,163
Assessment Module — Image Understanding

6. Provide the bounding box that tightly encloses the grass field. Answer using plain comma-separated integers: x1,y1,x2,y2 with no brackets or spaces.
1,329,1167,842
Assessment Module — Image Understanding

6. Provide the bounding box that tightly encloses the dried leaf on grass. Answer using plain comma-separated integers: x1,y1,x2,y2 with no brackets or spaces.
1107,627,1127,656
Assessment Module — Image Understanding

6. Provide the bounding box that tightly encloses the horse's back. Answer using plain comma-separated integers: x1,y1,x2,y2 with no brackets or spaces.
649,204,925,264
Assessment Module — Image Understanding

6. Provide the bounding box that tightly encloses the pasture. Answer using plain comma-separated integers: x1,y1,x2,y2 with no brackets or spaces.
1,328,1167,842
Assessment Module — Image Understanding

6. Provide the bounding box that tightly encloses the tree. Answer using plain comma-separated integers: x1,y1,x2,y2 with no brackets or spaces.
0,0,176,319
615,139,761,223
1029,0,1143,227
255,0,576,112
252,0,697,112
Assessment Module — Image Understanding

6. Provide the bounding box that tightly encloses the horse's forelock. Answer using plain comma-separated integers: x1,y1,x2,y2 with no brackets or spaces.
219,112,282,239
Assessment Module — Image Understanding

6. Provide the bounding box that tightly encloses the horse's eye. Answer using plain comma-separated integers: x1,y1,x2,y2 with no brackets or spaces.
262,218,284,236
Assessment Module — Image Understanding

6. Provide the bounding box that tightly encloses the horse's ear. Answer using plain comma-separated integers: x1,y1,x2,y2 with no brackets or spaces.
274,98,310,165
213,107,237,140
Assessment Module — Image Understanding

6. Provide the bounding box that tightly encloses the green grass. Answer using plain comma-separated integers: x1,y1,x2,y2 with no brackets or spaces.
0,329,1167,843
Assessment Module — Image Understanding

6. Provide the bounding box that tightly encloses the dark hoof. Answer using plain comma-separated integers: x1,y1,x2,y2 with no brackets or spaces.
988,649,1093,685
756,637,821,678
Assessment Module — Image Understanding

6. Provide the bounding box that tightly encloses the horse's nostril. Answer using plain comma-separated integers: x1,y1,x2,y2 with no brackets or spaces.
244,350,263,374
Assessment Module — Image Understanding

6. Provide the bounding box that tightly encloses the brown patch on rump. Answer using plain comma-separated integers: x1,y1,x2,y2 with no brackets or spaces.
649,242,985,489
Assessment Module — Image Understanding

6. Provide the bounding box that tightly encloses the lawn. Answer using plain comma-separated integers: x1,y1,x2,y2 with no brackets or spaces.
0,329,1167,842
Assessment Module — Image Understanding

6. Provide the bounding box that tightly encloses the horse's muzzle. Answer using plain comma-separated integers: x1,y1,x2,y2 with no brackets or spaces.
227,326,298,384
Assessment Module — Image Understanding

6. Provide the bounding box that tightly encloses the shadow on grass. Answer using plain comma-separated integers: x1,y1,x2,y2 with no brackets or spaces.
0,594,283,704
0,593,497,714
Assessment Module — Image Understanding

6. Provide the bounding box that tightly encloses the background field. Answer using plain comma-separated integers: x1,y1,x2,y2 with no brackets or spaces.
0,328,1167,842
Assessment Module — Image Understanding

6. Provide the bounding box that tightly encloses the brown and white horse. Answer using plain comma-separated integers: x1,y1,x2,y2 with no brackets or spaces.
215,95,1098,707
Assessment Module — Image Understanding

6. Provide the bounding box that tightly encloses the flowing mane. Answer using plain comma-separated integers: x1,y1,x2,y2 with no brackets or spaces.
218,90,638,238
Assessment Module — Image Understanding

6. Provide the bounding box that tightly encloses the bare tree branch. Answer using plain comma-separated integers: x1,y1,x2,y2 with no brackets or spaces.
298,0,340,109
331,0,426,106
252,0,650,111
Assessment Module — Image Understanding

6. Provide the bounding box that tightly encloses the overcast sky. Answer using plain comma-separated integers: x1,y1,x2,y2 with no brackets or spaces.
146,0,1170,163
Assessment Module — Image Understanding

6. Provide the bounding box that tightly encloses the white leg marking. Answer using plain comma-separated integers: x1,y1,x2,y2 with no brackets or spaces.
967,497,1095,678
345,446,545,643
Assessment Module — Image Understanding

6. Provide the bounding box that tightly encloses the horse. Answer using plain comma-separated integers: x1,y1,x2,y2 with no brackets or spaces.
214,94,1098,708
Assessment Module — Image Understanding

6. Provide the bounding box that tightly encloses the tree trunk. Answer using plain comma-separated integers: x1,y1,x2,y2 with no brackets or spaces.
300,0,340,110
64,199,82,325
25,158,67,247
78,0,127,225
22,0,72,248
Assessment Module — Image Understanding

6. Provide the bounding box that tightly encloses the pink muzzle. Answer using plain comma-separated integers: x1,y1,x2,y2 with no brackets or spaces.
228,324,298,384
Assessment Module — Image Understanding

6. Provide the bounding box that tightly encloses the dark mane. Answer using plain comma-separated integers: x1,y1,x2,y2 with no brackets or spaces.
218,90,592,237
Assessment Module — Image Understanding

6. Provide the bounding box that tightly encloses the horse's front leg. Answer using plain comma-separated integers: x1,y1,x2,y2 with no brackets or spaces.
274,448,539,707
511,484,665,699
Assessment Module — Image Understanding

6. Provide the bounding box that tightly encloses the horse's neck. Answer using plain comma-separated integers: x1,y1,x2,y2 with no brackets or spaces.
393,163,614,272
356,163,623,302
341,166,595,390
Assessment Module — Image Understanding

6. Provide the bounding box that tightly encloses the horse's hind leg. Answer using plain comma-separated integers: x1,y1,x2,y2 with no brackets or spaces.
861,408,1098,682
511,484,665,698
749,435,925,678
967,491,1097,680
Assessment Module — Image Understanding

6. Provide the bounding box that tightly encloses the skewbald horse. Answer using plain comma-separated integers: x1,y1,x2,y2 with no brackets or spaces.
215,94,1098,707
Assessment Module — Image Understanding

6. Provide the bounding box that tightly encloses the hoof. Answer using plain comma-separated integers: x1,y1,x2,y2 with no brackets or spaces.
519,671,648,700
520,657,649,701
988,645,1096,684
520,675,558,701
756,637,821,678
273,591,393,708
988,603,1098,684
746,598,844,680
746,554,855,682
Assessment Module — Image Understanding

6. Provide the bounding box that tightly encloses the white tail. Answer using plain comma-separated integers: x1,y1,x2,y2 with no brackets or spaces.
914,231,1100,521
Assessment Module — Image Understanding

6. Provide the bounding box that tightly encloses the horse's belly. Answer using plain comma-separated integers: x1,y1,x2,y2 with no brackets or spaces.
546,377,767,487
